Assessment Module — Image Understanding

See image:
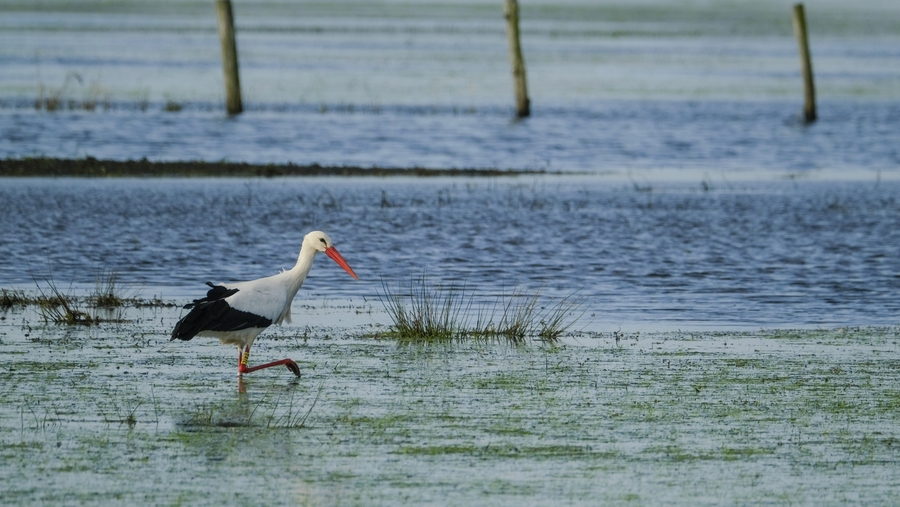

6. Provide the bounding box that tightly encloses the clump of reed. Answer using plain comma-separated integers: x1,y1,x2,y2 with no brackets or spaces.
164,100,183,112
1,284,174,311
380,276,472,342
379,275,585,343
475,288,586,342
28,268,129,325
1,289,28,309
90,269,127,308
34,72,113,112
34,277,99,325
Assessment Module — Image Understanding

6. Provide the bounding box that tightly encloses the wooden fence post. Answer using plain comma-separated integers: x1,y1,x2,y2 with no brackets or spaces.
504,0,530,118
216,0,243,115
791,3,816,123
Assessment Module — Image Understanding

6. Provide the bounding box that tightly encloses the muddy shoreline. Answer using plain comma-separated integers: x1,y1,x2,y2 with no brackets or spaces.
0,157,554,178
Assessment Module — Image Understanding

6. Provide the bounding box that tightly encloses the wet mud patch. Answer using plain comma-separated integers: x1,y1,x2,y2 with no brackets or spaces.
2,306,899,505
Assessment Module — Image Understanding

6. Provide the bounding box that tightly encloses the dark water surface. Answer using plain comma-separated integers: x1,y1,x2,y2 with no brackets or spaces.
1,176,897,330
3,100,899,174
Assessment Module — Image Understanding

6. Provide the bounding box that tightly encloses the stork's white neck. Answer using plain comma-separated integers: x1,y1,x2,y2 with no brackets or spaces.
285,243,319,295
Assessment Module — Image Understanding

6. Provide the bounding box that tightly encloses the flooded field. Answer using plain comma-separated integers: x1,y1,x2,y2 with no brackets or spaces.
2,305,899,505
2,0,899,503
2,175,899,503
2,176,899,330
2,0,899,174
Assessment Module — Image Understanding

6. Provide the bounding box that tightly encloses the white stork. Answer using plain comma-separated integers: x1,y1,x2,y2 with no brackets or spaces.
171,231,358,377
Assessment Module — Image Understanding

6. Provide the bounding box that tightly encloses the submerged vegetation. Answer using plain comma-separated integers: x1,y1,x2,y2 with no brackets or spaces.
34,277,100,325
180,383,323,430
379,275,585,343
2,317,898,505
1,270,172,324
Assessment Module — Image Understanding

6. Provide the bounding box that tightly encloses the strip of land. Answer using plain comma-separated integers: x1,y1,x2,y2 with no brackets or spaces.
0,157,551,178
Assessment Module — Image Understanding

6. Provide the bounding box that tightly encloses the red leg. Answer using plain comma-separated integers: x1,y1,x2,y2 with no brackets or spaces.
237,346,249,377
238,346,301,377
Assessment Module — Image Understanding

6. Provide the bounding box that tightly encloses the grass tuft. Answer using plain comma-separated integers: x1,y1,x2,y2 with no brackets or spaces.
1,286,175,309
34,277,99,326
90,269,127,307
537,292,588,341
379,275,585,343
380,275,471,342
164,100,183,112
1,289,29,308
492,287,541,343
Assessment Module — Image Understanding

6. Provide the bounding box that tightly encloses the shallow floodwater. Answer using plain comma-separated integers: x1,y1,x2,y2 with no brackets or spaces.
1,176,898,330
2,2,900,504
1,308,899,505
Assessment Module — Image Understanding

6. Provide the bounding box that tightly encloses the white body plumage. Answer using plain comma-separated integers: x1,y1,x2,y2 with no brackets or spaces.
171,231,358,376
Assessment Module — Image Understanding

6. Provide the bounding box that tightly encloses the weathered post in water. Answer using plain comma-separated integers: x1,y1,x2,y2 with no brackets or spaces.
504,0,530,118
216,0,243,115
791,3,816,123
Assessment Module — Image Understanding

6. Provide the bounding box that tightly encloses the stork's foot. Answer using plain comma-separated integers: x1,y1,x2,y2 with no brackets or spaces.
238,357,301,377
285,359,301,377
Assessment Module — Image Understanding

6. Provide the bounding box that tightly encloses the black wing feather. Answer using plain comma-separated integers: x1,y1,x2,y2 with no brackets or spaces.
171,282,272,341
183,281,238,309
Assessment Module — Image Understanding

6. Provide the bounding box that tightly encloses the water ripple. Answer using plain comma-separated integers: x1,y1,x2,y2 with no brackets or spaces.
1,177,897,330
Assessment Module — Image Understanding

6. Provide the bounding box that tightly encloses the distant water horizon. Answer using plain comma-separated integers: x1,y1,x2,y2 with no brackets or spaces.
1,1,897,174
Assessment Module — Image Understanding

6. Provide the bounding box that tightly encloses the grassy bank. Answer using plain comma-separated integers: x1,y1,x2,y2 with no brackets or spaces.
0,157,552,178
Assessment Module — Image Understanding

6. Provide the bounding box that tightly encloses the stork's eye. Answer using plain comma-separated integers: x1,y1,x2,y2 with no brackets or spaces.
319,238,327,245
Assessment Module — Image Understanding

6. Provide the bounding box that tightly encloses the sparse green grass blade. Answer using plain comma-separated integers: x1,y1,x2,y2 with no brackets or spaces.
536,291,588,341
379,275,584,344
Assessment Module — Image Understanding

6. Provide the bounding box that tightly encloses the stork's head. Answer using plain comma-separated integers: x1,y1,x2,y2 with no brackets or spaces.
304,230,334,252
304,231,358,280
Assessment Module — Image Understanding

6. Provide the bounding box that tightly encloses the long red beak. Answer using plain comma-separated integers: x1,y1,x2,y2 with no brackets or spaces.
325,246,359,280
